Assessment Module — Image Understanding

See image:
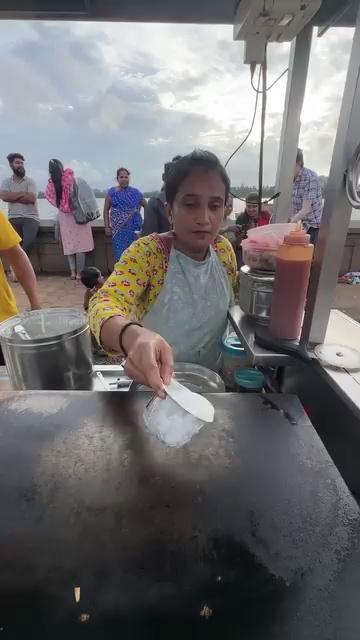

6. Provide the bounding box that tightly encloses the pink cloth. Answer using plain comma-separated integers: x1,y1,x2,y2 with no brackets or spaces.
45,168,74,214
58,210,94,256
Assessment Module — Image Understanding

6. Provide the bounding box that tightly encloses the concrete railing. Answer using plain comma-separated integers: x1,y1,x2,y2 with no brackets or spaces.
14,218,360,275
29,219,116,274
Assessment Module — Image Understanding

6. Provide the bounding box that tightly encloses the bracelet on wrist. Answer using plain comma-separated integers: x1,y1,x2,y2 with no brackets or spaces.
119,322,143,357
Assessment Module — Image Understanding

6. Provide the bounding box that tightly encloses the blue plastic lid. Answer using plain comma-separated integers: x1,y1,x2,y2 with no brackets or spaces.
234,368,265,390
221,334,246,356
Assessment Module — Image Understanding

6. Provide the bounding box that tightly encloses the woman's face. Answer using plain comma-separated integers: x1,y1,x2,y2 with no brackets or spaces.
170,168,226,253
117,171,130,188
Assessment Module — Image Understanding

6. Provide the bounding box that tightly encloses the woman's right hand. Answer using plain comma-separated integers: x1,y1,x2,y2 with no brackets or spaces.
104,226,112,237
122,325,174,397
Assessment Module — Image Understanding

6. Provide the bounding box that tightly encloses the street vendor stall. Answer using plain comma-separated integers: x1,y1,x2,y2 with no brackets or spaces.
1,0,360,636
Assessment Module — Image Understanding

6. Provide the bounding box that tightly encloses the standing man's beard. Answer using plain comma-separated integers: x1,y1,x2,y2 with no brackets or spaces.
13,167,25,178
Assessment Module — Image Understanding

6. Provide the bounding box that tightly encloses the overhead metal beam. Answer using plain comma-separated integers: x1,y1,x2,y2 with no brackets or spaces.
0,0,356,26
301,1,360,345
272,24,313,223
0,0,238,23
317,0,353,37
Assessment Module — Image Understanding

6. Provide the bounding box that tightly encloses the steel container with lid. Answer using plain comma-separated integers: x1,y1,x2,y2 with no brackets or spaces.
239,265,275,325
0,308,93,390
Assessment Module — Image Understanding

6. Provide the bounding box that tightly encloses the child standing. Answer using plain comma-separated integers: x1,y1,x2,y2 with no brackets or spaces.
80,267,105,311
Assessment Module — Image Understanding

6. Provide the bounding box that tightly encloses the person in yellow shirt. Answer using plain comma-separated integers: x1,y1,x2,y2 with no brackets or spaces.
0,210,41,364
89,150,238,395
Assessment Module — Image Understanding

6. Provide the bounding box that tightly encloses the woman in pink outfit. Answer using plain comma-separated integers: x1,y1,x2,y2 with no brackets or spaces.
46,159,94,279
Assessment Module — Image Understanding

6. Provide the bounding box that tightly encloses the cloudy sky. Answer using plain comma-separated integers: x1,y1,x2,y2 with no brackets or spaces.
0,20,354,191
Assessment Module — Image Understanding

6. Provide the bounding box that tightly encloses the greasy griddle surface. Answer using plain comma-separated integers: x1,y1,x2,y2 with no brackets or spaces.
0,391,359,638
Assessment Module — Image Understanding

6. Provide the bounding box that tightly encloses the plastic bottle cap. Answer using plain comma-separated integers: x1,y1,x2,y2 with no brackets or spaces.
284,229,310,245
221,334,246,356
234,368,265,390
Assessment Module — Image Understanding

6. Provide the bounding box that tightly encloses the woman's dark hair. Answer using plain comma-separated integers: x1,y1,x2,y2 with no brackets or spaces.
116,167,130,179
80,266,101,289
49,159,64,208
7,153,25,165
296,148,304,168
246,191,260,204
165,150,230,206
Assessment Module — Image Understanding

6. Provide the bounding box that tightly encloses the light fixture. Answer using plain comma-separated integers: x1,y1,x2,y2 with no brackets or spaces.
278,13,295,26
255,15,276,25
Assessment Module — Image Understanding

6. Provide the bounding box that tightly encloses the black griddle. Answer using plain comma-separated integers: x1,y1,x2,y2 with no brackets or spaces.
0,391,359,639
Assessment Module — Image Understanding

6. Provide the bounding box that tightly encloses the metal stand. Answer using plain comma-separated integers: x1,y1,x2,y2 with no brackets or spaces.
302,3,360,345
273,24,313,222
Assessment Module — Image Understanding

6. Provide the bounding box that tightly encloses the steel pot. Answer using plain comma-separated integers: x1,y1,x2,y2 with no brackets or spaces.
0,308,93,390
239,265,275,325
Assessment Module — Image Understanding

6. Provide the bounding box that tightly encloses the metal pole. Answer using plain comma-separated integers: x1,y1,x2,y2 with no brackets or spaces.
301,5,360,345
272,24,313,222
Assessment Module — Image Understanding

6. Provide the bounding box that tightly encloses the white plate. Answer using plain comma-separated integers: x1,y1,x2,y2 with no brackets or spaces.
164,379,215,423
314,343,360,370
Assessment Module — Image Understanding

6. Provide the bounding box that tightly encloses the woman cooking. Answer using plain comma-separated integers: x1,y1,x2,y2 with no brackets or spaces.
89,151,238,395
104,167,147,261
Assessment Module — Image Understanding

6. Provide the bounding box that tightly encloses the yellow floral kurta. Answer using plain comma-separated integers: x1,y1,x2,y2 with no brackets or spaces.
89,232,238,345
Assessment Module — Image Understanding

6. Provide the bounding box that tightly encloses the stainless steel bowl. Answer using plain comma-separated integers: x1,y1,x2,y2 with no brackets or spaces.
133,362,225,394
239,265,275,325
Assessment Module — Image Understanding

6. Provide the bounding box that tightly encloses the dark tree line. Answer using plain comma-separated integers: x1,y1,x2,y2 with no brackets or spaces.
38,184,276,199
38,177,328,200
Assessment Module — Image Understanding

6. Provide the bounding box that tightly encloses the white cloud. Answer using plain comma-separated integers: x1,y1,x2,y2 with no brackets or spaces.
69,160,102,184
146,137,171,146
38,103,74,112
0,20,354,190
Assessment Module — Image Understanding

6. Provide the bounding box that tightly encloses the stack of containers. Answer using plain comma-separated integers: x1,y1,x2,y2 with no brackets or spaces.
241,223,297,272
221,334,249,389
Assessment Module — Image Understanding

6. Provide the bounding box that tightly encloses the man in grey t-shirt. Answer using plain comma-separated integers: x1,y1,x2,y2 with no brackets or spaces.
0,153,40,256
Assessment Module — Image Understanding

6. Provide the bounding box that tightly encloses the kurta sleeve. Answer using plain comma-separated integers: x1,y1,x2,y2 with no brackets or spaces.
89,236,158,344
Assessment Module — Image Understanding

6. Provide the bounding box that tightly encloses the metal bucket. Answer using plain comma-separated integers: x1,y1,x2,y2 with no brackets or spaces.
0,308,93,390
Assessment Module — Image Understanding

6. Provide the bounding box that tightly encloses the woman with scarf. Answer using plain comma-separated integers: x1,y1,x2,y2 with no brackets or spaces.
103,167,147,261
45,159,94,280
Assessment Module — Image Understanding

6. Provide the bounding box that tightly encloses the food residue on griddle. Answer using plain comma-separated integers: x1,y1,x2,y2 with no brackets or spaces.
79,613,90,623
200,604,213,619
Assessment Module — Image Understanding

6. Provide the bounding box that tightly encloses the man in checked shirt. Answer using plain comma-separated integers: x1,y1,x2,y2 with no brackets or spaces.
291,148,323,246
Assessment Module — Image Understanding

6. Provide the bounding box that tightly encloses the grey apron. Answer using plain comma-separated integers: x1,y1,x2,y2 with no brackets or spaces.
143,246,232,371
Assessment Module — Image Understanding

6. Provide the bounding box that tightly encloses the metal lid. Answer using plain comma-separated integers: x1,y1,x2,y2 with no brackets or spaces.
240,265,275,282
0,308,88,345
